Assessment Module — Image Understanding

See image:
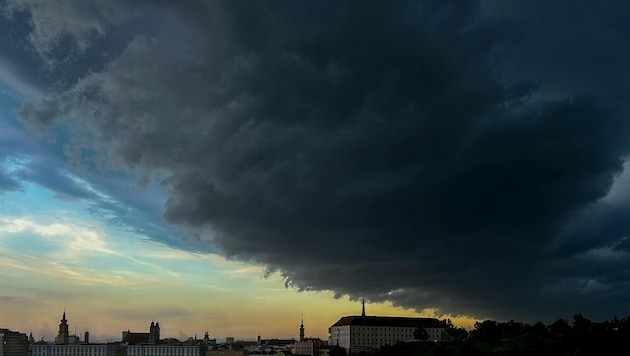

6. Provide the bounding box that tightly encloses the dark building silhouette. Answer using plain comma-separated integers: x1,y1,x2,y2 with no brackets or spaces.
122,322,160,345
55,311,69,344
0,329,30,356
148,322,160,344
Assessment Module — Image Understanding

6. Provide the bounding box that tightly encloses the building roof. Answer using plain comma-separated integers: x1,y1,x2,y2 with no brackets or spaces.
122,332,150,344
302,337,323,342
330,316,447,328
261,338,295,346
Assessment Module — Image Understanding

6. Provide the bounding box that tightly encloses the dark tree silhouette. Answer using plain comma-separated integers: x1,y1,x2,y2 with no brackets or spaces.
442,325,468,342
329,345,347,356
470,320,500,342
414,327,429,341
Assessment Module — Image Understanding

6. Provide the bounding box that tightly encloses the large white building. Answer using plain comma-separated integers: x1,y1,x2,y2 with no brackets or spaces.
126,344,204,356
31,312,115,356
328,302,447,354
31,344,117,356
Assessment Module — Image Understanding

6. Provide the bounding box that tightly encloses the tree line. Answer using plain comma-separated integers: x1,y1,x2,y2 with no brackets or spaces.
371,314,630,355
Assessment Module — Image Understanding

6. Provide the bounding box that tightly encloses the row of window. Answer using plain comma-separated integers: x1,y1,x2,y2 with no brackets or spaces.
31,348,113,356
127,351,199,356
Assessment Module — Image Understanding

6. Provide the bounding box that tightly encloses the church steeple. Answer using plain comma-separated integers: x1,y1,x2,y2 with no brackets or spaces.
361,298,366,317
56,310,69,344
299,315,305,341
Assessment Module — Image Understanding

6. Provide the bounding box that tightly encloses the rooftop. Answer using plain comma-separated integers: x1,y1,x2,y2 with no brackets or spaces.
331,316,447,328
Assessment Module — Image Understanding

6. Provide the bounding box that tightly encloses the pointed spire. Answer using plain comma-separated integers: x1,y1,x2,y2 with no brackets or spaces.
57,308,69,344
361,298,366,317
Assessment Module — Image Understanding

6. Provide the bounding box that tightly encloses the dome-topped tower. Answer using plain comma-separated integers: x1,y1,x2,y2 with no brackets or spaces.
55,310,69,344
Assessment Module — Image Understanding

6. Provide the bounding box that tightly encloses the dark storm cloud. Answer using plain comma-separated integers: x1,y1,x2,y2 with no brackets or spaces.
8,0,630,323
481,0,630,108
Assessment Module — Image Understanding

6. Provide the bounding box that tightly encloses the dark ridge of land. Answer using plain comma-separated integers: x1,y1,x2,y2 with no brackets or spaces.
370,313,630,356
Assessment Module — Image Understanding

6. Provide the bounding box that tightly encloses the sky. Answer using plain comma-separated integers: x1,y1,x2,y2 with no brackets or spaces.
1,0,630,344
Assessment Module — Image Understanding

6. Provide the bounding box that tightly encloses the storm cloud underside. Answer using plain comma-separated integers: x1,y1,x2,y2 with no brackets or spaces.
6,0,630,323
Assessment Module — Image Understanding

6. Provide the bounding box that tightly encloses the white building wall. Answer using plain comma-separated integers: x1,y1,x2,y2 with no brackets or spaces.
330,325,444,354
32,344,116,356
328,325,350,351
127,345,202,356
295,341,315,356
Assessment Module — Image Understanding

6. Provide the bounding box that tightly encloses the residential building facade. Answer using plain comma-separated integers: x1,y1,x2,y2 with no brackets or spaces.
0,329,30,356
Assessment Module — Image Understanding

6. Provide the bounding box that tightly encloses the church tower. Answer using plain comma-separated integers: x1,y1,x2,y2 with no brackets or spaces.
55,311,69,344
148,321,160,344
299,315,305,341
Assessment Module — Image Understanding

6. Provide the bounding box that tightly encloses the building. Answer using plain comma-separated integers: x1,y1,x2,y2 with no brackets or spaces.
0,328,30,356
56,311,69,344
295,339,324,356
32,343,117,356
205,350,248,356
122,322,160,345
32,312,116,356
328,300,447,354
294,316,326,356
53,311,83,345
126,345,204,356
